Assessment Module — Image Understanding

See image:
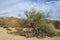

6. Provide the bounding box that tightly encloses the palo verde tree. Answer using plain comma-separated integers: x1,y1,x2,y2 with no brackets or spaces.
18,9,57,37
19,9,50,28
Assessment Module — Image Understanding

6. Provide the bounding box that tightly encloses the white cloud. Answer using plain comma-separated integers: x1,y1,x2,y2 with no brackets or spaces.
0,0,60,20
46,1,60,16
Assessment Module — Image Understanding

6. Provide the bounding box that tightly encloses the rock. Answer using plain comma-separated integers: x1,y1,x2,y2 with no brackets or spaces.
22,28,34,32
17,28,35,38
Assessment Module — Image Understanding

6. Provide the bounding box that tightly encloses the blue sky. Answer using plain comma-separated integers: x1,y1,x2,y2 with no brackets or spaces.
0,0,60,20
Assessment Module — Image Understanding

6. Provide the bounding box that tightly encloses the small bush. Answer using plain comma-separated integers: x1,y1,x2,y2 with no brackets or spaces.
17,9,57,38
39,24,57,36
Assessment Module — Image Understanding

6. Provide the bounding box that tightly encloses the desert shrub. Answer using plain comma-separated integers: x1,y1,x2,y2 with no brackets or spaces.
17,9,57,38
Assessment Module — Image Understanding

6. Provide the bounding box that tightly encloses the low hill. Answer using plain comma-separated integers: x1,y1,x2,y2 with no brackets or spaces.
0,17,19,28
50,20,60,29
0,17,60,29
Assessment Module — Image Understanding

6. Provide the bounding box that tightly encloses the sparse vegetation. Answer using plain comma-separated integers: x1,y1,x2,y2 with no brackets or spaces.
0,9,60,38
17,9,57,38
0,17,20,28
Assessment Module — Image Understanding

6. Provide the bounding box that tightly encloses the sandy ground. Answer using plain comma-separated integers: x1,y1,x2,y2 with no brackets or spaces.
0,27,60,40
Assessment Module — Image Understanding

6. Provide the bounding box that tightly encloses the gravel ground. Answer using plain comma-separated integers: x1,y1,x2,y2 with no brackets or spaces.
0,27,60,40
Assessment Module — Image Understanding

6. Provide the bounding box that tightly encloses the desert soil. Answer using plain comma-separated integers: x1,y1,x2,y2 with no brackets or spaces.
0,27,60,40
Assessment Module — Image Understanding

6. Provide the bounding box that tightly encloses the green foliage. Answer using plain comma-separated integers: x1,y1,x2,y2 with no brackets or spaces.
18,9,57,37
18,9,50,29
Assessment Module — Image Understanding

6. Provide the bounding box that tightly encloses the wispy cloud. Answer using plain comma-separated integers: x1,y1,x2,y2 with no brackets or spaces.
0,0,60,20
